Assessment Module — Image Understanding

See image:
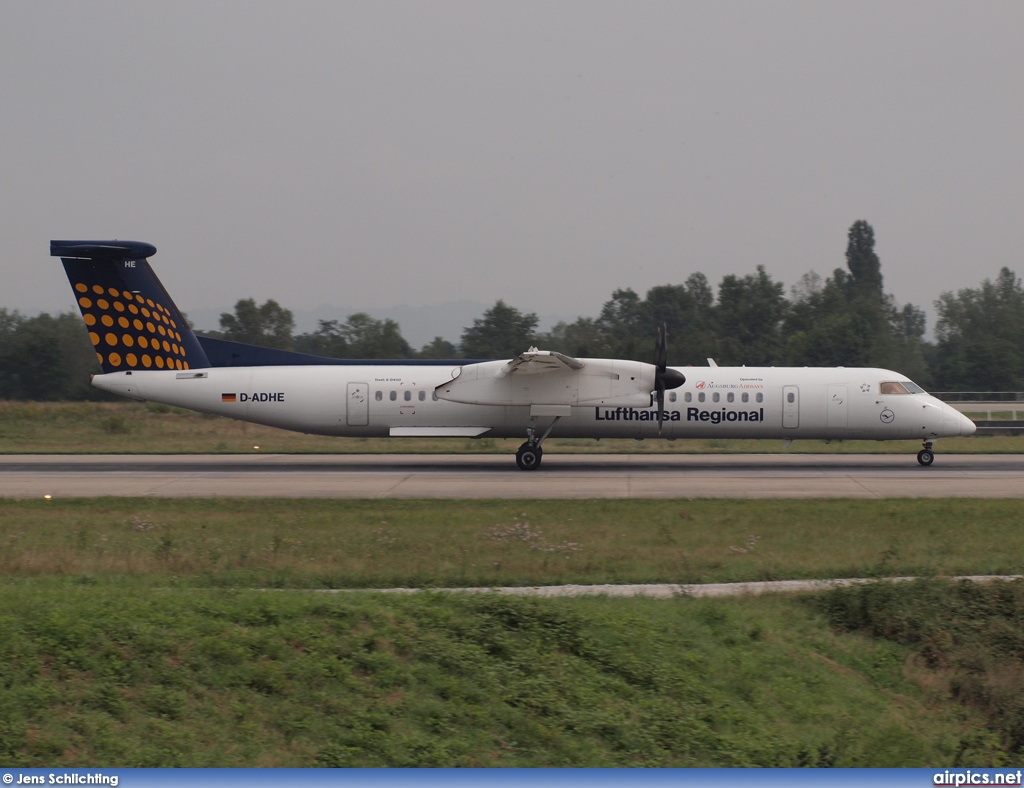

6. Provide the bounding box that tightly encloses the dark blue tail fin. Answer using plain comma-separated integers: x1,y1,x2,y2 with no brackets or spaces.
51,240,211,372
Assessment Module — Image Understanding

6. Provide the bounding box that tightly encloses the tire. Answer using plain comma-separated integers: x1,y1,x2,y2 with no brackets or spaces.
516,444,543,471
917,449,935,466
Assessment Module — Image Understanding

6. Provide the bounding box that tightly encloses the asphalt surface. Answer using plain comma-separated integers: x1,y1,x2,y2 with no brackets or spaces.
336,575,1024,598
2,453,1022,498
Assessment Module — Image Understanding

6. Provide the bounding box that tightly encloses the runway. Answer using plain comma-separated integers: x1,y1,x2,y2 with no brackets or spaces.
2,453,1022,498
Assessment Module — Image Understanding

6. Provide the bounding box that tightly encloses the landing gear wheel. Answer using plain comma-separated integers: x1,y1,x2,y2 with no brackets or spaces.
516,443,543,471
917,448,935,466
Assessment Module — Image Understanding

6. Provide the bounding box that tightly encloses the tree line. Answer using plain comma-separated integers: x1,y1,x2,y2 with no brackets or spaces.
3,221,1022,400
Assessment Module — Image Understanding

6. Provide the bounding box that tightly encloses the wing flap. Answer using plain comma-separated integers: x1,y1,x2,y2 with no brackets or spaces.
389,426,492,437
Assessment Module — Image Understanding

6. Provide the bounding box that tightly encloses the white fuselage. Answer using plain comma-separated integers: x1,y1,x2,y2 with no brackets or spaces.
92,364,976,443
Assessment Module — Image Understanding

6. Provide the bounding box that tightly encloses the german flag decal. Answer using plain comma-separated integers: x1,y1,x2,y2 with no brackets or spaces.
222,393,237,402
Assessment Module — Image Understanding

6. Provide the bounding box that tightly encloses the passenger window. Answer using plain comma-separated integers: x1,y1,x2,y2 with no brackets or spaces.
418,391,426,401
389,391,397,401
756,393,763,403
404,391,412,401
375,391,382,401
669,392,676,402
727,392,734,403
684,392,692,403
432,392,439,401
698,392,706,403
712,392,720,403
787,392,795,403
741,392,749,403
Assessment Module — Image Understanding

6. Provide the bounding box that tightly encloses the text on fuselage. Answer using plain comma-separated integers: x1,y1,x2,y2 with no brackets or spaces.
229,392,285,402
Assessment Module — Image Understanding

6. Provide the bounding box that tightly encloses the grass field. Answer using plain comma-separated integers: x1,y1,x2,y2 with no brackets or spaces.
1,400,1021,454
3,498,1023,588
1,497,1023,765
2,397,1023,769
0,581,1015,767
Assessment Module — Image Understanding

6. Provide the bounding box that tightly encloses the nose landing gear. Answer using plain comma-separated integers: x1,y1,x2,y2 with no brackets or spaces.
917,441,935,466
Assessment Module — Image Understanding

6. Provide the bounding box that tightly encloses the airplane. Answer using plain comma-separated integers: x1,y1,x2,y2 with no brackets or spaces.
51,239,976,470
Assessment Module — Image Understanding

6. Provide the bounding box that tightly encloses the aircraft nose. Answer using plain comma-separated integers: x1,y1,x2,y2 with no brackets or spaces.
959,412,977,436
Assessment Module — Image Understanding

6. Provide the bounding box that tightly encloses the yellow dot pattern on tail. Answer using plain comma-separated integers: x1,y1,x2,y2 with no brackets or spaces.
73,283,190,371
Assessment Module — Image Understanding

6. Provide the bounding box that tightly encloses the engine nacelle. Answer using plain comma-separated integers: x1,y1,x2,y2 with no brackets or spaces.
435,358,656,407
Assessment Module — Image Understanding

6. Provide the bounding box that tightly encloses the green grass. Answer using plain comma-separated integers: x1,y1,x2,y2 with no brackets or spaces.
2,497,1023,766
1,400,1020,454
0,585,1003,766
820,578,1024,759
2,498,1023,588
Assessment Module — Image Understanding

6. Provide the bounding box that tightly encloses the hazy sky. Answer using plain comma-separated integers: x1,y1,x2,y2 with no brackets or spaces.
4,1,1023,337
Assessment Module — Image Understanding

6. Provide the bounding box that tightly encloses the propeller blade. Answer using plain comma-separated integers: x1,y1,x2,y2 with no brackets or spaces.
654,323,668,371
652,323,682,435
656,378,666,434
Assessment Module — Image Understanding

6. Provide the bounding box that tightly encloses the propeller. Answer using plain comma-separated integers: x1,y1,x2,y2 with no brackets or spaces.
653,323,686,434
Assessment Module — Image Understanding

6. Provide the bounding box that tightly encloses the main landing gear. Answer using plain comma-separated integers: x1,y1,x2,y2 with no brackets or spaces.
516,416,561,471
516,442,542,470
917,441,935,466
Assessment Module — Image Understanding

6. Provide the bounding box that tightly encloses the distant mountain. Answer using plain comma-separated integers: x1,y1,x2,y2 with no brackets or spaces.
184,301,573,349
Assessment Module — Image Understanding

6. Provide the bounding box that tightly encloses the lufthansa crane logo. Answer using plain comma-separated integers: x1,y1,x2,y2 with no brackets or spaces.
880,409,895,424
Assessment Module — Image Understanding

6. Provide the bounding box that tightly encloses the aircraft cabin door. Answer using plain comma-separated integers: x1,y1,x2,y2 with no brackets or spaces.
782,385,800,429
827,385,848,428
346,382,369,426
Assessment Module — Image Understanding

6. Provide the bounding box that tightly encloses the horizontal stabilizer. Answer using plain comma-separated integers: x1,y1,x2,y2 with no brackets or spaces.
50,240,157,260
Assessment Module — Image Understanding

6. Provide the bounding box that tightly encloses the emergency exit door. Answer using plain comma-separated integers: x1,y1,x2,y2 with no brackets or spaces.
827,385,848,428
782,385,800,429
346,382,369,426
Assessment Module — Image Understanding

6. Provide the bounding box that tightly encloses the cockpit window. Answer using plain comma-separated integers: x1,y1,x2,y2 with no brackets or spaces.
880,381,926,395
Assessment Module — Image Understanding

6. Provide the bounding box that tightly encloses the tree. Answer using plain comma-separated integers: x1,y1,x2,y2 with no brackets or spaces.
590,276,722,365
534,318,606,358
595,288,647,360
418,336,459,359
0,310,104,400
294,314,413,359
933,268,1024,390
645,276,718,366
293,319,348,358
887,301,930,384
460,301,538,359
219,298,294,349
845,219,884,297
782,220,928,377
715,266,788,366
339,313,412,359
